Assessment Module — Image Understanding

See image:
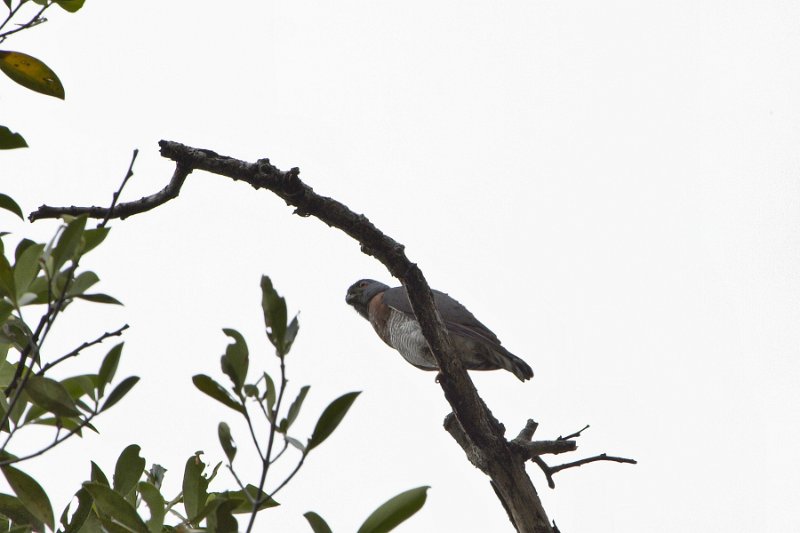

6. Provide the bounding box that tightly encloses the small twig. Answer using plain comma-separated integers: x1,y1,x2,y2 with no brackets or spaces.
0,408,100,467
236,391,264,461
558,424,590,441
100,149,138,228
226,465,251,499
268,439,289,465
265,452,306,502
164,493,184,514
0,2,49,41
533,453,636,489
0,2,25,34
246,353,288,533
550,453,637,474
37,324,129,375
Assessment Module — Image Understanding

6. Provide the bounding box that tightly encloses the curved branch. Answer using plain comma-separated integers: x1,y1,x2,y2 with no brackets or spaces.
37,324,129,375
29,161,191,222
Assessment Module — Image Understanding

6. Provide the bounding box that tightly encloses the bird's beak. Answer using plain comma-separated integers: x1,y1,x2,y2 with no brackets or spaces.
345,292,356,304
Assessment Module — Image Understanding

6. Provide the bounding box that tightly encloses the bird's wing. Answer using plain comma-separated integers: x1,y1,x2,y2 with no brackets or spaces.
382,286,503,346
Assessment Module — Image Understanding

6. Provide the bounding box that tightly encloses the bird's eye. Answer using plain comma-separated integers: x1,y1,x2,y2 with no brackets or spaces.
358,281,368,288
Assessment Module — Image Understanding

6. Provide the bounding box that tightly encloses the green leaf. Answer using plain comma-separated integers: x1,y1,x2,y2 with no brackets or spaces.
30,416,90,434
101,376,139,411
75,293,122,305
264,372,276,416
217,422,236,463
137,482,165,533
284,385,310,432
220,328,248,391
0,317,31,354
284,314,300,354
82,482,148,533
0,356,12,383
192,374,244,414
182,455,210,526
81,227,109,255
7,389,25,425
14,239,35,262
25,277,47,305
243,384,258,397
224,484,278,514
52,216,86,270
78,512,104,532
13,243,43,298
55,0,85,13
25,375,81,417
0,254,15,300
0,301,12,327
65,270,99,296
1,466,54,530
98,343,123,399
0,194,23,219
0,51,65,99
303,511,333,533
260,276,287,354
357,486,430,533
113,445,145,497
61,374,96,402
61,487,92,533
307,391,361,451
286,436,306,453
0,492,43,530
207,498,238,532
90,461,110,486
96,516,132,532
0,127,27,150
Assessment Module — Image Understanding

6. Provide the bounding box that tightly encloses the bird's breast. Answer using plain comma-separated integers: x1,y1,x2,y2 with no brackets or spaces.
368,293,437,370
385,311,437,369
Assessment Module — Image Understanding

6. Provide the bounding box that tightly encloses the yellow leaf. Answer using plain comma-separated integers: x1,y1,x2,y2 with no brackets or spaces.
0,51,64,99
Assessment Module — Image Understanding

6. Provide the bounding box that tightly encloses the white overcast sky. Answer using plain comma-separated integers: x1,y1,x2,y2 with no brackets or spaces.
2,1,800,532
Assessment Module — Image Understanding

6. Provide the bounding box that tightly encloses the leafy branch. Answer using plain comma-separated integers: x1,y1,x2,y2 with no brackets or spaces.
39,276,428,532
0,190,138,530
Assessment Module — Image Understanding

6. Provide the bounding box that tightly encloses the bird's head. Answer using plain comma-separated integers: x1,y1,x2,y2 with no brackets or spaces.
346,279,389,319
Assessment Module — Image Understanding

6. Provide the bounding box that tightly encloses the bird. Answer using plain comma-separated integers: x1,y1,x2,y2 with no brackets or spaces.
345,279,533,381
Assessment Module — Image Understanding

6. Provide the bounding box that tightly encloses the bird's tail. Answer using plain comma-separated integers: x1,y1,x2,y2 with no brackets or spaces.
499,348,534,381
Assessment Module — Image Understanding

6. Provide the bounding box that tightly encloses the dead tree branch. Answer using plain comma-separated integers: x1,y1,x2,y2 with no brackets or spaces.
28,140,635,533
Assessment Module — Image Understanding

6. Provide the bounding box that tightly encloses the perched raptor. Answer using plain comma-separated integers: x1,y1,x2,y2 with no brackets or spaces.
345,279,533,381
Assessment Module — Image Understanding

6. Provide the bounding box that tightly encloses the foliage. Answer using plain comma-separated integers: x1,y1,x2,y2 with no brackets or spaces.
305,486,430,533
0,0,83,149
0,197,137,531
188,275,427,532
0,197,428,531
